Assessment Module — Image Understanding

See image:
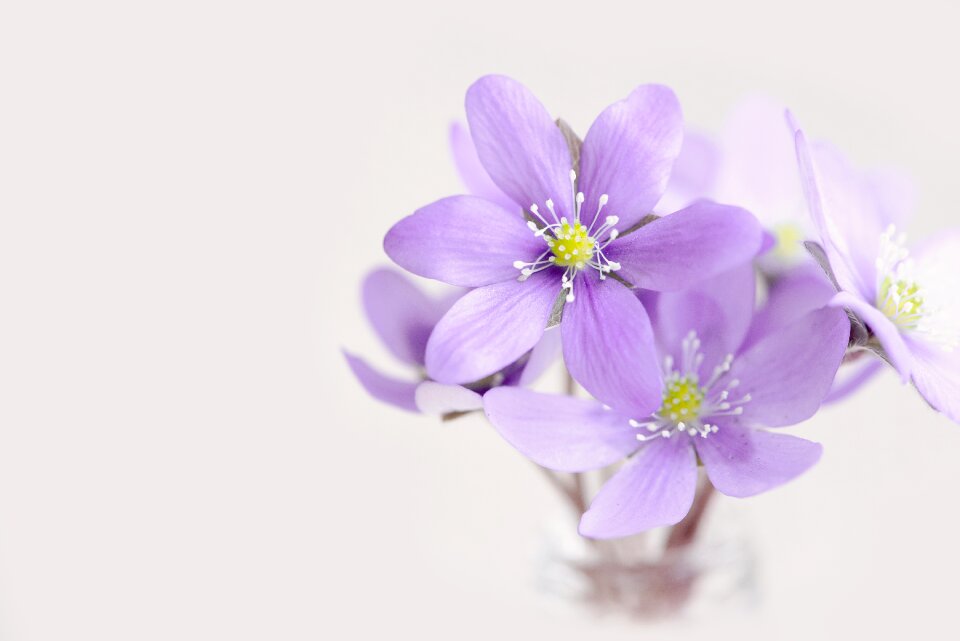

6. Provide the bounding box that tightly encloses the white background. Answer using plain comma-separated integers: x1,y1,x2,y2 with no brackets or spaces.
2,1,959,639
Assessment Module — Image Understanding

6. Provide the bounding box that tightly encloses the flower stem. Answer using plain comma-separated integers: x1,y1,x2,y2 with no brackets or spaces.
665,477,716,550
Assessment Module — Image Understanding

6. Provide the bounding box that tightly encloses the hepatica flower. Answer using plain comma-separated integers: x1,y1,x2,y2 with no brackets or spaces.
484,265,850,538
344,267,558,414
385,76,763,417
793,120,960,423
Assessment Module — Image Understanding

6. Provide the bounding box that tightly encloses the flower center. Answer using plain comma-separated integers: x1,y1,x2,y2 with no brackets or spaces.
877,276,924,330
549,220,595,267
772,222,804,260
873,225,959,349
513,170,621,303
659,376,704,423
628,331,751,441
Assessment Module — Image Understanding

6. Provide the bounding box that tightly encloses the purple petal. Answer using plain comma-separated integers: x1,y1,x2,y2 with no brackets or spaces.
865,167,916,231
483,387,638,472
516,327,562,386
732,306,849,427
362,268,454,366
384,195,541,288
714,95,805,225
579,437,697,539
425,271,557,384
793,125,879,300
610,200,763,292
448,121,517,212
829,291,913,382
561,276,662,418
414,381,483,414
657,128,720,214
907,337,960,424
343,351,419,412
652,261,756,373
578,84,684,230
824,358,884,404
742,264,835,351
695,423,822,498
465,75,572,215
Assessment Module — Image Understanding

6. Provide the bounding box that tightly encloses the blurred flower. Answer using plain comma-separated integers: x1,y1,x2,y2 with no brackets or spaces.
793,119,960,423
385,75,763,419
344,267,559,414
484,264,849,538
662,96,915,273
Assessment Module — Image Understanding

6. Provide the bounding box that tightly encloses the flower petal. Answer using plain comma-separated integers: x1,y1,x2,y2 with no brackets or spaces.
657,128,720,214
425,271,558,384
343,351,419,412
742,263,835,351
609,200,763,292
695,423,822,498
465,75,572,215
483,387,638,472
414,381,483,414
578,84,684,230
579,437,697,539
732,306,849,427
652,261,756,373
829,291,913,382
362,268,454,366
448,121,517,212
516,326,562,386
384,195,542,287
714,95,805,226
907,337,960,424
824,358,884,404
793,125,880,300
561,276,662,418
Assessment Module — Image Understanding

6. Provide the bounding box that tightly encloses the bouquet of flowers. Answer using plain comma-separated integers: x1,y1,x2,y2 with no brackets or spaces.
344,76,959,616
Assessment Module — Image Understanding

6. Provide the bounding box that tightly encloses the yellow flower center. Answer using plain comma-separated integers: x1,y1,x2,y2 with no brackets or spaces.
772,222,804,260
549,221,595,268
878,276,924,330
659,376,705,424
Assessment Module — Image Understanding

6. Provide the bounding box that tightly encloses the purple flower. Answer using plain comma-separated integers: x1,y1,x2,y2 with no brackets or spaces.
793,119,960,423
662,96,915,271
344,267,559,414
484,264,850,538
385,76,763,418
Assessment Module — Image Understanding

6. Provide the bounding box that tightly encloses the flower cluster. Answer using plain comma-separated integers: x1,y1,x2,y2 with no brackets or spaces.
345,76,960,540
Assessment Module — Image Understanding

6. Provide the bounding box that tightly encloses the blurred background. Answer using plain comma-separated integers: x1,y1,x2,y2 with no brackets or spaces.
2,1,959,638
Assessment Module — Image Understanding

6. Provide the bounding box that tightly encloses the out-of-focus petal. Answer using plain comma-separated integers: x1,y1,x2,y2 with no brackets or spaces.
657,128,720,214
343,351,419,412
732,306,849,427
610,200,763,292
414,382,483,414
714,95,805,227
652,262,756,373
907,337,960,424
465,75,572,216
384,196,542,288
578,437,697,539
483,387,638,472
578,84,684,230
448,121,517,211
824,358,884,404
362,268,452,366
516,327,561,386
829,291,913,382
865,167,916,231
425,271,557,384
695,423,822,498
561,276,662,419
